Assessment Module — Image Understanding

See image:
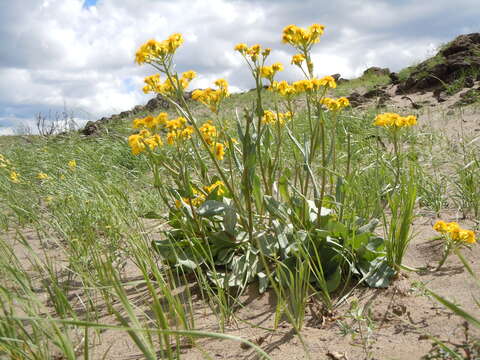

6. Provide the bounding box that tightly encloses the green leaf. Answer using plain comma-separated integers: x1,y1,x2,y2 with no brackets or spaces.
326,266,342,292
359,258,395,288
140,211,163,219
197,200,227,217
223,206,237,236
264,195,289,222
357,218,380,234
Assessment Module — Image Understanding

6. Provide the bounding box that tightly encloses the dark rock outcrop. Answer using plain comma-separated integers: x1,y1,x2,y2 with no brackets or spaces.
397,33,480,94
389,72,400,84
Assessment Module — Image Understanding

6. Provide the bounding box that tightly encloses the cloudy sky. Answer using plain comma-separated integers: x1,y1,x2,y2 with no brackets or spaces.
1,0,479,134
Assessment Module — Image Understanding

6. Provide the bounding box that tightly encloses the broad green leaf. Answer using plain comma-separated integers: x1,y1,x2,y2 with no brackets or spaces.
197,200,227,217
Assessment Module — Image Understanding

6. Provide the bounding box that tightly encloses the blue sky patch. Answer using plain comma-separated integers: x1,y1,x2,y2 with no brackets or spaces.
83,0,98,9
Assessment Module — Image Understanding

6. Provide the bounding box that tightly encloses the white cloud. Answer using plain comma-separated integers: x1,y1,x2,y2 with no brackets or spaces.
0,0,479,134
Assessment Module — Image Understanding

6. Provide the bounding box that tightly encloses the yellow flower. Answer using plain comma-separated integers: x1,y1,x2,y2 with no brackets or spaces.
374,113,417,128
282,23,325,49
182,70,197,81
269,80,296,97
291,53,305,65
454,229,476,244
192,81,229,113
234,43,248,53
68,160,77,170
166,132,177,145
203,180,226,196
214,143,225,160
318,75,337,89
433,220,448,234
9,171,20,183
320,97,350,112
37,172,49,180
181,126,194,140
135,34,184,65
128,134,146,155
261,110,291,126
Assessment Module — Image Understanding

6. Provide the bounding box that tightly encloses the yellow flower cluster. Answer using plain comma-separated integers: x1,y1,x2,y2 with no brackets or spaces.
135,34,184,65
291,53,306,65
234,43,271,62
133,113,168,129
191,79,229,113
199,121,218,145
269,81,296,97
176,181,226,208
37,172,49,180
374,113,417,128
203,180,225,196
262,110,293,126
68,160,77,170
269,76,337,97
198,121,225,160
9,171,20,184
142,71,196,95
213,143,225,160
282,24,325,49
128,130,164,155
320,97,350,112
434,220,476,244
260,63,284,82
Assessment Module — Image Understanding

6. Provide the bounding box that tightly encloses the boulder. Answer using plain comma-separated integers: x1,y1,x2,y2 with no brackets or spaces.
347,92,365,107
82,121,100,136
389,72,400,84
331,73,341,81
363,67,390,77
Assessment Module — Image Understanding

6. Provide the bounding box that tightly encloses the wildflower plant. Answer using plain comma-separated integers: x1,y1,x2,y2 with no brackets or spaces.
433,220,476,270
128,25,411,329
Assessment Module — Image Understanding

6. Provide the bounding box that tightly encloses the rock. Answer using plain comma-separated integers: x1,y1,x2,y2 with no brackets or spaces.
389,72,400,84
464,76,475,88
145,96,170,112
119,110,132,118
397,33,480,93
433,88,447,103
363,66,390,77
145,97,159,111
82,121,100,136
440,33,480,57
363,88,391,106
132,105,144,114
347,92,364,107
331,73,341,81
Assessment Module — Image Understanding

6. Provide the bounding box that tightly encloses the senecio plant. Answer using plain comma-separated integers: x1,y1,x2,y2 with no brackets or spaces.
128,25,419,329
433,220,476,271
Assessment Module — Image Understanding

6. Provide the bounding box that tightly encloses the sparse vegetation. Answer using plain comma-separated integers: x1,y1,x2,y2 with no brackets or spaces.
0,24,479,360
